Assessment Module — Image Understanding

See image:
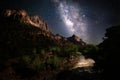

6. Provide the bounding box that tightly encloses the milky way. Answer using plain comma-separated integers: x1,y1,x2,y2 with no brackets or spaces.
52,0,89,42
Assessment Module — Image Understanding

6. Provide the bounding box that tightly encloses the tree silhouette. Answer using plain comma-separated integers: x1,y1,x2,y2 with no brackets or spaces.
99,25,120,80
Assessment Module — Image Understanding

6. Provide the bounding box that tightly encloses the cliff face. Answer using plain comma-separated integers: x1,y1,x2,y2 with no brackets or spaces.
0,9,51,33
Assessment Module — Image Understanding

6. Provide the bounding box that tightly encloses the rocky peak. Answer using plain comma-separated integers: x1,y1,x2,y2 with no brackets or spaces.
67,34,86,46
4,9,28,17
3,9,29,22
30,15,51,32
0,9,51,33
71,34,81,42
30,15,43,24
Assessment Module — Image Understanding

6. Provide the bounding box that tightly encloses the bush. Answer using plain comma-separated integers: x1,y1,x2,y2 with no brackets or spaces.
48,46,61,53
46,55,61,69
61,43,79,57
31,55,44,71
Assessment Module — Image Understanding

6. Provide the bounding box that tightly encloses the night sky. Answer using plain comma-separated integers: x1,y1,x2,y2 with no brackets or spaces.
0,0,120,44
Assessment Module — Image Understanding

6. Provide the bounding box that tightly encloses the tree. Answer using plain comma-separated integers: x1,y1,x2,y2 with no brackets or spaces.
98,25,120,80
79,44,99,58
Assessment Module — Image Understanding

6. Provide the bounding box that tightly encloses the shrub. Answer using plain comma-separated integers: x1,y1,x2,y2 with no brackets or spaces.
46,55,61,69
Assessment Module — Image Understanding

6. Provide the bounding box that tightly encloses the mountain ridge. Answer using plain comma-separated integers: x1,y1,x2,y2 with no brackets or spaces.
0,9,86,46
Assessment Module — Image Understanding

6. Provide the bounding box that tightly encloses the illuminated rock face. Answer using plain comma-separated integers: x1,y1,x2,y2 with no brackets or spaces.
30,15,51,33
1,9,51,33
4,9,29,22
